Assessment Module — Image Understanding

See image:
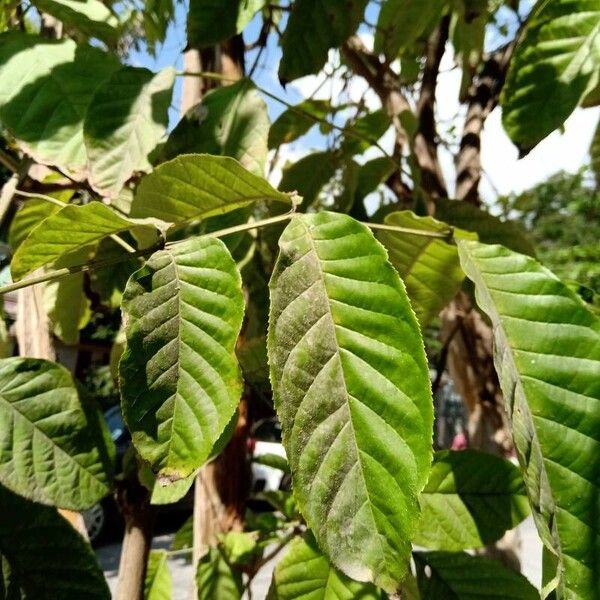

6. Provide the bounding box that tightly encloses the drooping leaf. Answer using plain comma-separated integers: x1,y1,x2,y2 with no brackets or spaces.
0,484,110,599
501,0,600,153
376,211,474,325
30,0,120,46
278,151,338,207
43,246,94,344
0,33,119,178
196,547,242,600
119,237,245,482
413,551,539,599
413,449,530,550
268,212,433,592
340,110,391,156
131,154,294,222
144,550,171,600
8,199,61,252
374,0,446,60
0,358,114,510
268,533,383,599
279,0,368,82
355,156,396,201
162,79,269,176
85,66,176,198
11,202,160,281
268,99,332,149
458,240,600,599
187,0,263,47
591,117,600,186
435,198,535,256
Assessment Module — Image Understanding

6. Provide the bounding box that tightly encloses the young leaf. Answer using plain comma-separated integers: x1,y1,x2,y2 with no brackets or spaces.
268,212,433,592
119,237,245,482
414,450,530,550
187,0,263,48
196,547,242,600
0,357,114,510
162,79,269,176
11,202,160,281
30,0,120,47
85,66,176,198
0,33,119,178
268,99,332,149
501,0,600,153
131,154,294,222
376,211,473,326
268,533,383,599
413,551,539,599
144,550,172,600
0,484,110,599
374,0,446,60
458,240,600,599
278,0,368,82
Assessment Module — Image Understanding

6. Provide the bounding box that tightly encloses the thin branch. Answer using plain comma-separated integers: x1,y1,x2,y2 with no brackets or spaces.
0,148,19,173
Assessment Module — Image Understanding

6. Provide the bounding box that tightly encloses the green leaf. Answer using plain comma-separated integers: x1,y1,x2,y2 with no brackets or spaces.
220,531,259,566
376,211,474,326
144,550,171,600
268,212,433,592
11,201,160,281
457,240,600,599
131,154,294,222
85,66,176,198
8,199,61,252
196,547,242,600
340,110,391,156
435,198,536,256
413,449,530,550
374,0,446,60
278,151,338,207
0,484,110,599
30,0,120,47
0,357,114,510
268,533,383,600
43,247,94,344
258,490,299,521
413,551,539,599
170,516,193,551
119,237,245,482
162,79,269,176
268,99,332,149
355,157,395,201
253,453,290,473
187,0,263,47
501,0,600,152
0,33,119,178
279,0,368,82
591,117,600,186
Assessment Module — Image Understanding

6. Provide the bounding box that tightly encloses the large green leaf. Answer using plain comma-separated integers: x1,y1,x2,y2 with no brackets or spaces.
268,99,332,149
11,201,160,281
119,237,245,482
279,151,338,207
435,198,535,256
30,0,120,46
187,0,263,47
131,154,294,222
0,484,110,599
268,533,383,599
374,0,446,60
413,449,530,550
162,79,269,176
268,212,433,592
85,66,175,198
501,0,600,152
196,547,242,600
279,0,368,82
413,551,539,599
376,211,473,326
0,358,114,510
458,240,600,599
0,33,118,178
144,550,171,600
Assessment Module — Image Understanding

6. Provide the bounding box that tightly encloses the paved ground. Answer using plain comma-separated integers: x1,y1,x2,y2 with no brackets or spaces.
97,517,542,599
